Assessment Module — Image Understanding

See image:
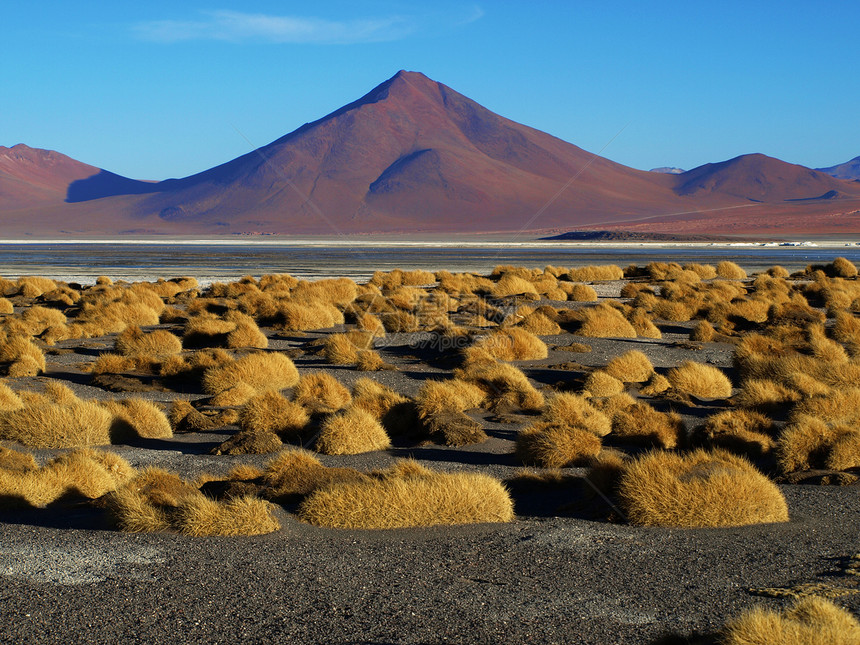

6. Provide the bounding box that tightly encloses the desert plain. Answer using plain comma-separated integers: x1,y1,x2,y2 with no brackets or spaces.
0,260,859,644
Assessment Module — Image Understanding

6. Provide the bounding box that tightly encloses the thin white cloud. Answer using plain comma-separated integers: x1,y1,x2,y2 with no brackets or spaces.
133,8,481,45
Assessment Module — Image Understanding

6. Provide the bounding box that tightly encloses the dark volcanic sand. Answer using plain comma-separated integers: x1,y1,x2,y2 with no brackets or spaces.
1,282,859,644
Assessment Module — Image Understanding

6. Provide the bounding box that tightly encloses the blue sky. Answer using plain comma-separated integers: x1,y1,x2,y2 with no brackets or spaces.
2,1,858,180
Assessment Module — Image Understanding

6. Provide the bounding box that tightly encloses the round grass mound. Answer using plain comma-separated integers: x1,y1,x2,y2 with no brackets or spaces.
298,466,514,529
616,448,788,527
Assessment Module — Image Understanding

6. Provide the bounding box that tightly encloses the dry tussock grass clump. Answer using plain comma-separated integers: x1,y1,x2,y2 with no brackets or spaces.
293,372,352,414
240,391,310,439
789,387,860,426
776,416,860,473
415,379,486,418
0,335,46,376
355,312,386,337
275,302,344,331
224,311,268,349
14,305,67,335
690,319,715,342
720,596,860,645
559,282,598,302
733,378,803,413
517,311,562,335
15,276,58,298
115,325,182,358
628,308,662,338
355,349,389,371
423,410,487,446
471,328,548,361
490,275,540,298
315,406,391,455
542,393,612,437
697,409,776,458
380,310,420,333
515,421,602,468
87,353,138,375
0,395,115,448
617,448,789,527
604,350,653,382
202,352,299,395
639,372,671,397
298,461,514,529
101,399,173,440
0,298,13,314
173,495,281,537
667,361,732,399
351,378,408,418
290,278,358,307
577,302,637,338
0,448,134,508
107,468,280,536
716,261,748,280
323,331,375,365
610,402,683,449
582,370,625,397
261,448,367,502
565,265,623,281
455,360,545,413
182,315,235,348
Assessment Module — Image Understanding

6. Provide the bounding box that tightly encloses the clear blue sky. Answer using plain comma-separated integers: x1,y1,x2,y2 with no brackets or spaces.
2,1,858,180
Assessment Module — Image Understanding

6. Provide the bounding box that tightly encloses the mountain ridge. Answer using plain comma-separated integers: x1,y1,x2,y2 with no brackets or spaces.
3,71,860,237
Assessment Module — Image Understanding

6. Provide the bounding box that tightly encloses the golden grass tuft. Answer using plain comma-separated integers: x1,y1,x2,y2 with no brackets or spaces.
720,596,860,645
667,361,732,399
101,398,173,440
577,303,637,338
582,370,625,397
690,319,715,342
275,302,344,331
699,409,776,458
618,448,788,527
734,378,803,412
776,416,860,473
604,350,654,382
471,328,548,361
262,448,367,501
209,382,258,407
455,360,545,413
293,372,352,414
515,421,602,468
1,448,134,508
415,379,486,418
323,332,370,365
297,465,514,529
108,468,280,536
542,392,612,437
173,495,281,537
202,352,299,395
565,265,624,281
562,283,598,302
639,372,671,397
716,261,748,280
115,325,182,358
315,407,391,455
240,390,310,438
0,396,115,448
0,381,24,411
517,311,562,335
610,402,684,449
350,378,409,419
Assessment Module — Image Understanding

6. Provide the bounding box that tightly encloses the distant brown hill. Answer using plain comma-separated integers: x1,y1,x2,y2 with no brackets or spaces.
3,71,860,237
817,156,860,181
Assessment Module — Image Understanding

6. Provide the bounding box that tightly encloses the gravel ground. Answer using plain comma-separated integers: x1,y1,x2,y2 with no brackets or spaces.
2,286,859,644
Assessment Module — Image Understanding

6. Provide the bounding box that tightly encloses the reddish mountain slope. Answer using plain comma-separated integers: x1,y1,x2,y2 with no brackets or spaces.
817,156,860,181
0,144,99,209
3,71,860,236
674,153,854,202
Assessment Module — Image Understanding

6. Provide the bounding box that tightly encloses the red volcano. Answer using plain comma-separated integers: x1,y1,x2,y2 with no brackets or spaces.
3,71,860,237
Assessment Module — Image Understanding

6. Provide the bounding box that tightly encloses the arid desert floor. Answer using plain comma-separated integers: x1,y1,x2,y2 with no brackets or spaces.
1,262,859,644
